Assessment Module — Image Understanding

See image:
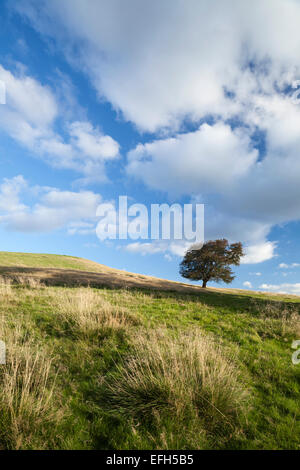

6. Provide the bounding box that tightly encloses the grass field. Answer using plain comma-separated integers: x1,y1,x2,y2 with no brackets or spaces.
0,253,299,450
0,251,115,272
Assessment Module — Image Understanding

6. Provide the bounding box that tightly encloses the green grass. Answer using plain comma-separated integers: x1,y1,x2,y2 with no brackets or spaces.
0,274,299,450
0,251,109,272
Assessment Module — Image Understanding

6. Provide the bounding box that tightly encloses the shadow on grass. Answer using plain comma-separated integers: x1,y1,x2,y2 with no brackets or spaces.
1,266,299,316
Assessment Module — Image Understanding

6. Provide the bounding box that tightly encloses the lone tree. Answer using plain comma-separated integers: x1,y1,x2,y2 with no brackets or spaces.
180,239,244,288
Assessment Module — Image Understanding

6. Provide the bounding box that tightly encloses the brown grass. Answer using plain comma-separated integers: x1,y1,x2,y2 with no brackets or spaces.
51,287,139,335
0,276,13,299
99,328,249,448
0,315,59,449
253,300,300,337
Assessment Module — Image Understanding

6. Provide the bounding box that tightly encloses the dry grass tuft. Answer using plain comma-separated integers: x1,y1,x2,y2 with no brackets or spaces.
11,275,44,289
99,329,249,447
0,276,13,299
0,317,58,449
52,287,139,335
253,301,300,337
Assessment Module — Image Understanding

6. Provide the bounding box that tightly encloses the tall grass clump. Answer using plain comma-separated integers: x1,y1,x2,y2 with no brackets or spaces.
11,275,44,289
99,329,249,448
0,316,59,449
252,300,300,338
52,287,138,336
0,276,13,300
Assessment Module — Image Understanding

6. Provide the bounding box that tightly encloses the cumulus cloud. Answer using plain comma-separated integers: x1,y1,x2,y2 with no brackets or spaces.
259,283,300,295
0,175,27,212
243,281,252,289
241,242,276,264
125,240,191,258
0,64,119,182
14,0,239,132
0,64,57,128
0,175,101,233
127,123,257,195
279,262,300,269
14,0,300,131
69,121,119,161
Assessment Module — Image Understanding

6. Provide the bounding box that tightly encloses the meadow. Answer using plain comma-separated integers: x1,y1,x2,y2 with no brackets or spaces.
0,253,299,450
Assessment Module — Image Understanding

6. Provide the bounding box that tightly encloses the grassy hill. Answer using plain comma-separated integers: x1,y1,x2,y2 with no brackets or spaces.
0,252,299,450
0,251,299,301
0,251,117,272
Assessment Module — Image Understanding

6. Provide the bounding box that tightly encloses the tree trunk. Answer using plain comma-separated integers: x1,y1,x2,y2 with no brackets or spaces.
202,280,207,288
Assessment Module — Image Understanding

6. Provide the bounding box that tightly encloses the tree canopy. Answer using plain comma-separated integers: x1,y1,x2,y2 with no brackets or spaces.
179,239,244,288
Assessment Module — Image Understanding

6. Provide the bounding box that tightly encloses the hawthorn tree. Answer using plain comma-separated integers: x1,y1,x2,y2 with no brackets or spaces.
179,239,244,288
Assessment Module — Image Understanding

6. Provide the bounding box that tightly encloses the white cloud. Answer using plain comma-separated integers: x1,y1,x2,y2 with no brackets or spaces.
0,64,57,128
0,175,102,233
241,242,276,264
14,0,300,132
243,281,252,288
259,283,300,295
279,262,300,269
127,123,257,195
0,175,27,212
68,221,96,235
249,272,262,276
15,0,240,132
125,240,191,257
125,242,166,256
0,64,119,182
69,121,119,161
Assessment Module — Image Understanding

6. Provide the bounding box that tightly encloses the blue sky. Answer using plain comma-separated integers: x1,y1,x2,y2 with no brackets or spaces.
1,0,300,293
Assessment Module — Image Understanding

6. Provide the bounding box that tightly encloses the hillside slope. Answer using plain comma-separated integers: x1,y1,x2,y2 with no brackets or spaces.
0,251,299,301
0,251,117,272
0,271,299,450
0,251,299,450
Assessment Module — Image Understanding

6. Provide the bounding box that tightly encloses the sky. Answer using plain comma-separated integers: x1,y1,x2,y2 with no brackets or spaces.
1,0,300,293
